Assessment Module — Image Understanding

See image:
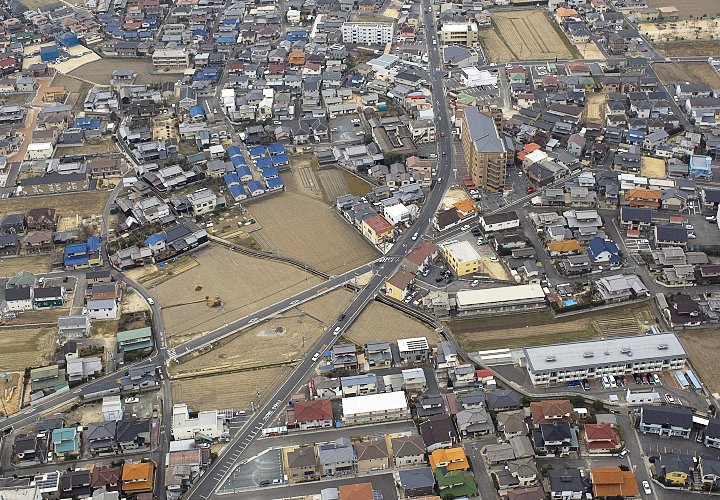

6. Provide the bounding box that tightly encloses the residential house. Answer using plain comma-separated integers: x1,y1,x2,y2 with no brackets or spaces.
171,403,225,441
420,414,458,453
398,467,436,498
365,342,393,369
317,437,355,476
86,299,118,320
429,447,468,472
590,467,639,498
456,407,495,437
391,435,427,467
584,423,619,453
639,405,692,438
530,400,578,426
354,439,389,472
287,447,319,482
51,427,80,459
549,468,586,500
122,462,155,494
397,337,431,365
704,419,720,449
290,399,334,430
497,410,528,440
435,467,478,499
655,225,689,247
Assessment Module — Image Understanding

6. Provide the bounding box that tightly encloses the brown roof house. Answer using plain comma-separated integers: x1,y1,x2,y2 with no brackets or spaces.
287,446,319,482
530,400,579,426
354,439,389,472
25,208,56,231
286,399,333,430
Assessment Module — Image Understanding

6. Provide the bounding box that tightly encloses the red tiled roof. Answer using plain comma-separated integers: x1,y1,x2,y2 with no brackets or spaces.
294,399,333,423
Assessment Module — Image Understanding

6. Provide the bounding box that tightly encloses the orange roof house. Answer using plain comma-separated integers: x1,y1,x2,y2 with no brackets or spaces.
122,462,155,493
530,400,579,425
625,188,661,208
287,51,305,65
547,240,582,255
429,448,469,472
591,467,639,498
556,7,578,19
362,215,394,244
585,423,620,451
453,199,477,217
517,143,541,162
338,482,374,500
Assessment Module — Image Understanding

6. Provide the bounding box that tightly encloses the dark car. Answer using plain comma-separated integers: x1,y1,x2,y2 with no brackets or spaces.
260,480,271,486
582,379,590,391
633,373,642,384
338,314,345,321
435,277,444,283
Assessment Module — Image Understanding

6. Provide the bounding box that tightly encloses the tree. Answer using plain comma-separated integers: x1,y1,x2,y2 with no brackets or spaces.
570,395,586,407
592,400,605,412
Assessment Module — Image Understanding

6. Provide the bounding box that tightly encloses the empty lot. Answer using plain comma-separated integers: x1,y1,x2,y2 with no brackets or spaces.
646,0,720,19
654,62,720,88
248,192,378,273
0,191,109,219
344,301,443,346
69,58,180,85
656,40,720,57
479,10,578,63
679,329,720,394
157,245,323,345
0,255,51,277
0,327,56,372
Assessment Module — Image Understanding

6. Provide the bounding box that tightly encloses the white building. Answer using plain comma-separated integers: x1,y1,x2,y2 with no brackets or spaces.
456,283,546,315
187,188,217,216
384,204,410,225
523,333,687,386
341,21,395,45
152,48,190,70
102,395,123,421
479,211,520,232
25,143,54,160
85,298,118,320
625,388,660,406
341,391,410,426
171,403,225,440
460,67,497,88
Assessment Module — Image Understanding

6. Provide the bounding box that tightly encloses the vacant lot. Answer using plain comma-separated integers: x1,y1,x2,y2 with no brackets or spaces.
654,62,720,88
0,372,23,416
317,169,354,203
248,192,378,273
656,40,720,57
678,329,720,393
584,93,606,123
0,191,109,219
641,156,667,179
172,289,352,374
0,327,55,371
646,0,720,19
451,303,655,352
641,19,720,42
0,255,51,277
173,366,292,411
479,10,578,63
157,245,323,345
70,58,180,85
345,301,443,347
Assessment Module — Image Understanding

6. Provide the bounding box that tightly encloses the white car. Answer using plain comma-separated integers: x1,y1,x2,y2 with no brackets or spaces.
461,224,471,231
688,232,696,239
147,297,154,305
489,256,498,262
311,352,321,361
665,393,675,403
685,224,694,230
350,118,360,124
333,327,341,336
470,280,479,287
411,233,418,240
642,480,651,495
125,397,139,404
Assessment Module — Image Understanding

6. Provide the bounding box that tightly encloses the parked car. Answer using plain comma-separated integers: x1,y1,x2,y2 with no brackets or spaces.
685,224,694,230
618,448,629,458
125,397,139,404
461,224,471,231
688,232,696,239
311,352,320,361
582,379,590,391
642,481,651,495
471,280,479,287
633,373,642,384
706,216,717,222
526,185,536,194
651,373,660,385
665,393,675,404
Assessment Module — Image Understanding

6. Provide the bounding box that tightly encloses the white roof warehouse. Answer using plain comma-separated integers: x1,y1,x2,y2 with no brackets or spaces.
522,333,687,386
456,283,546,315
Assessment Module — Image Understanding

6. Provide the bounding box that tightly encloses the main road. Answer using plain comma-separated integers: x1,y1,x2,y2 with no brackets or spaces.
188,1,453,497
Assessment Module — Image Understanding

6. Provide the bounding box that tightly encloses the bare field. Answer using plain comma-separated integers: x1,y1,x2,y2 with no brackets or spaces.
679,329,720,394
0,191,109,219
0,372,23,417
641,19,720,42
284,154,324,200
479,10,578,63
345,301,443,347
0,327,56,372
654,62,720,88
171,289,353,374
451,303,655,352
248,192,378,273
584,93,606,123
69,58,180,85
157,245,323,344
656,40,720,57
58,138,120,157
172,366,292,411
646,0,720,19
316,168,353,203
0,255,51,277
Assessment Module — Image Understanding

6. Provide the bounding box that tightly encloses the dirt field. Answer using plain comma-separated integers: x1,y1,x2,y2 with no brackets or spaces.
317,168,360,203
656,40,720,57
58,137,120,157
0,255,52,277
641,156,667,178
479,10,579,63
451,303,656,352
678,329,720,394
0,191,109,219
170,289,354,410
283,154,325,201
121,289,151,315
0,327,56,372
641,19,720,42
654,62,720,88
0,372,23,417
584,93,606,123
69,59,179,86
345,301,443,347
157,245,323,345
248,192,378,273
172,366,293,411
574,42,606,60
646,0,720,19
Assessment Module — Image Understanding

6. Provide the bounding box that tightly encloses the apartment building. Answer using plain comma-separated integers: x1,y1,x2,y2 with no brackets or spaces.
461,107,507,192
341,21,395,45
439,22,479,46
152,48,190,70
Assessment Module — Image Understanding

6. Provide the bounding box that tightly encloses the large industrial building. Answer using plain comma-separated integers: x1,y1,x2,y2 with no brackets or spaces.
461,107,507,192
456,283,546,315
522,333,687,386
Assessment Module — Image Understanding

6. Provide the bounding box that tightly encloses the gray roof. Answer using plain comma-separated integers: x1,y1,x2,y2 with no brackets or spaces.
549,468,584,493
464,106,505,154
398,467,435,489
391,435,425,458
523,333,686,373
641,405,692,428
317,438,353,464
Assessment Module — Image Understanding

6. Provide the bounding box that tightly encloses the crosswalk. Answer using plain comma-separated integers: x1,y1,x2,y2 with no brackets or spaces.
167,347,177,360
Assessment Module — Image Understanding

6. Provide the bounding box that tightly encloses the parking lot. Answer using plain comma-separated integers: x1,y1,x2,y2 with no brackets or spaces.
220,448,284,491
329,114,364,143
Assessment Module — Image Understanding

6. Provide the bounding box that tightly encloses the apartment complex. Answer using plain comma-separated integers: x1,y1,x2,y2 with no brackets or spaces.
461,107,507,192
341,391,410,426
439,22,479,46
151,48,190,70
342,21,395,45
440,241,480,276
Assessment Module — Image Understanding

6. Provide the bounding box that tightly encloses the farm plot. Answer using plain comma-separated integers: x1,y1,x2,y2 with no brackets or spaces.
156,245,323,346
654,62,720,88
248,192,378,273
0,327,56,372
479,10,579,63
344,301,443,347
0,191,109,219
451,303,655,353
0,255,51,277
646,0,719,19
678,329,720,394
656,40,720,57
0,372,23,417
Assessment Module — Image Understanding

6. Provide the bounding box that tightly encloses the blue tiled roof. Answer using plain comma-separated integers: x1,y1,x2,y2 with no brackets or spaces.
189,105,205,117
271,153,289,166
64,243,87,255
261,166,279,178
235,165,252,178
266,176,284,190
231,155,247,167
145,233,166,245
224,172,240,186
255,157,272,169
587,237,621,264
226,145,242,157
229,183,247,199
248,180,264,193
249,145,265,158
267,144,285,156
87,236,100,251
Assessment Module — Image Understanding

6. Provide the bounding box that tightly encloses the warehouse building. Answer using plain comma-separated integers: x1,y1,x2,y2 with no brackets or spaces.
522,333,687,386
456,283,545,315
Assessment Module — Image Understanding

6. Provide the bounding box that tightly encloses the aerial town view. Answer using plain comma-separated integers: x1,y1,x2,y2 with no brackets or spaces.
0,0,720,497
